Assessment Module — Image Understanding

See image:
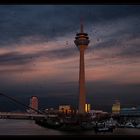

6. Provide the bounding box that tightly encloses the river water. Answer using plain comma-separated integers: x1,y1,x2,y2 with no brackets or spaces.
0,119,140,135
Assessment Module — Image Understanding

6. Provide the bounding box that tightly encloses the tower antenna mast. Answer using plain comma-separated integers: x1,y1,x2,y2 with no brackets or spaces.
80,17,84,33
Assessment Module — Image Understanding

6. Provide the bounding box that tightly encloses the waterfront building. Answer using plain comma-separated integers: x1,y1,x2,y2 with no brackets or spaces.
27,96,38,114
120,106,140,117
112,100,120,114
85,103,91,113
89,110,108,119
59,105,71,114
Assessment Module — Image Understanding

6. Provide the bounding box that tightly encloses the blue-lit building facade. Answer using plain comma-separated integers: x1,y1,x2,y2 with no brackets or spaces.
120,106,140,117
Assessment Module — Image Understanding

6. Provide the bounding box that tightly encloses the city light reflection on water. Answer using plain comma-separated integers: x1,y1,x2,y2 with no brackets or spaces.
0,119,140,135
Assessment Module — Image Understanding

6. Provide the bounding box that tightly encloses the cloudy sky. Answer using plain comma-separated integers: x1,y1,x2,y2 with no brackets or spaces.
0,5,140,112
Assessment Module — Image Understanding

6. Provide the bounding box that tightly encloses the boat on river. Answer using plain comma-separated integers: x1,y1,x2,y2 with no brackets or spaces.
94,122,114,133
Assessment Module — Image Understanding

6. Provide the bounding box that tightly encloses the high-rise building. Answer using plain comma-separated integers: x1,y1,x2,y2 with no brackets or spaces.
74,23,90,114
27,96,38,114
85,103,91,113
112,100,120,114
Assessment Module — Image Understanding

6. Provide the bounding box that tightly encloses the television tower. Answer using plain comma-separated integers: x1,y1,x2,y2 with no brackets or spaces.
74,22,90,114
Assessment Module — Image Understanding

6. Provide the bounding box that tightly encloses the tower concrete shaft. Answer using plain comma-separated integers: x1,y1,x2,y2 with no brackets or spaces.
79,46,86,113
74,24,90,114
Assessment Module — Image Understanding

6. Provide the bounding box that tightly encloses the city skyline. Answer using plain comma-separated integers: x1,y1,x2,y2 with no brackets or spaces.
0,5,140,112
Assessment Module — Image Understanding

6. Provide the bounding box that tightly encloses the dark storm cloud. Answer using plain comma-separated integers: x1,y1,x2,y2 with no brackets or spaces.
0,51,34,65
92,39,140,59
0,47,78,66
0,5,139,67
0,68,35,74
91,19,140,49
87,24,140,62
0,5,140,46
43,47,78,60
0,40,139,68
119,45,140,58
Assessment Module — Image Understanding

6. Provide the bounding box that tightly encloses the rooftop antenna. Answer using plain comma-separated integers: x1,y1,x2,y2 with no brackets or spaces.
80,17,84,33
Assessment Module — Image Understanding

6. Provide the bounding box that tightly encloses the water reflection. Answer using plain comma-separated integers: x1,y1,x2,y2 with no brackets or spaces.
0,119,139,135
